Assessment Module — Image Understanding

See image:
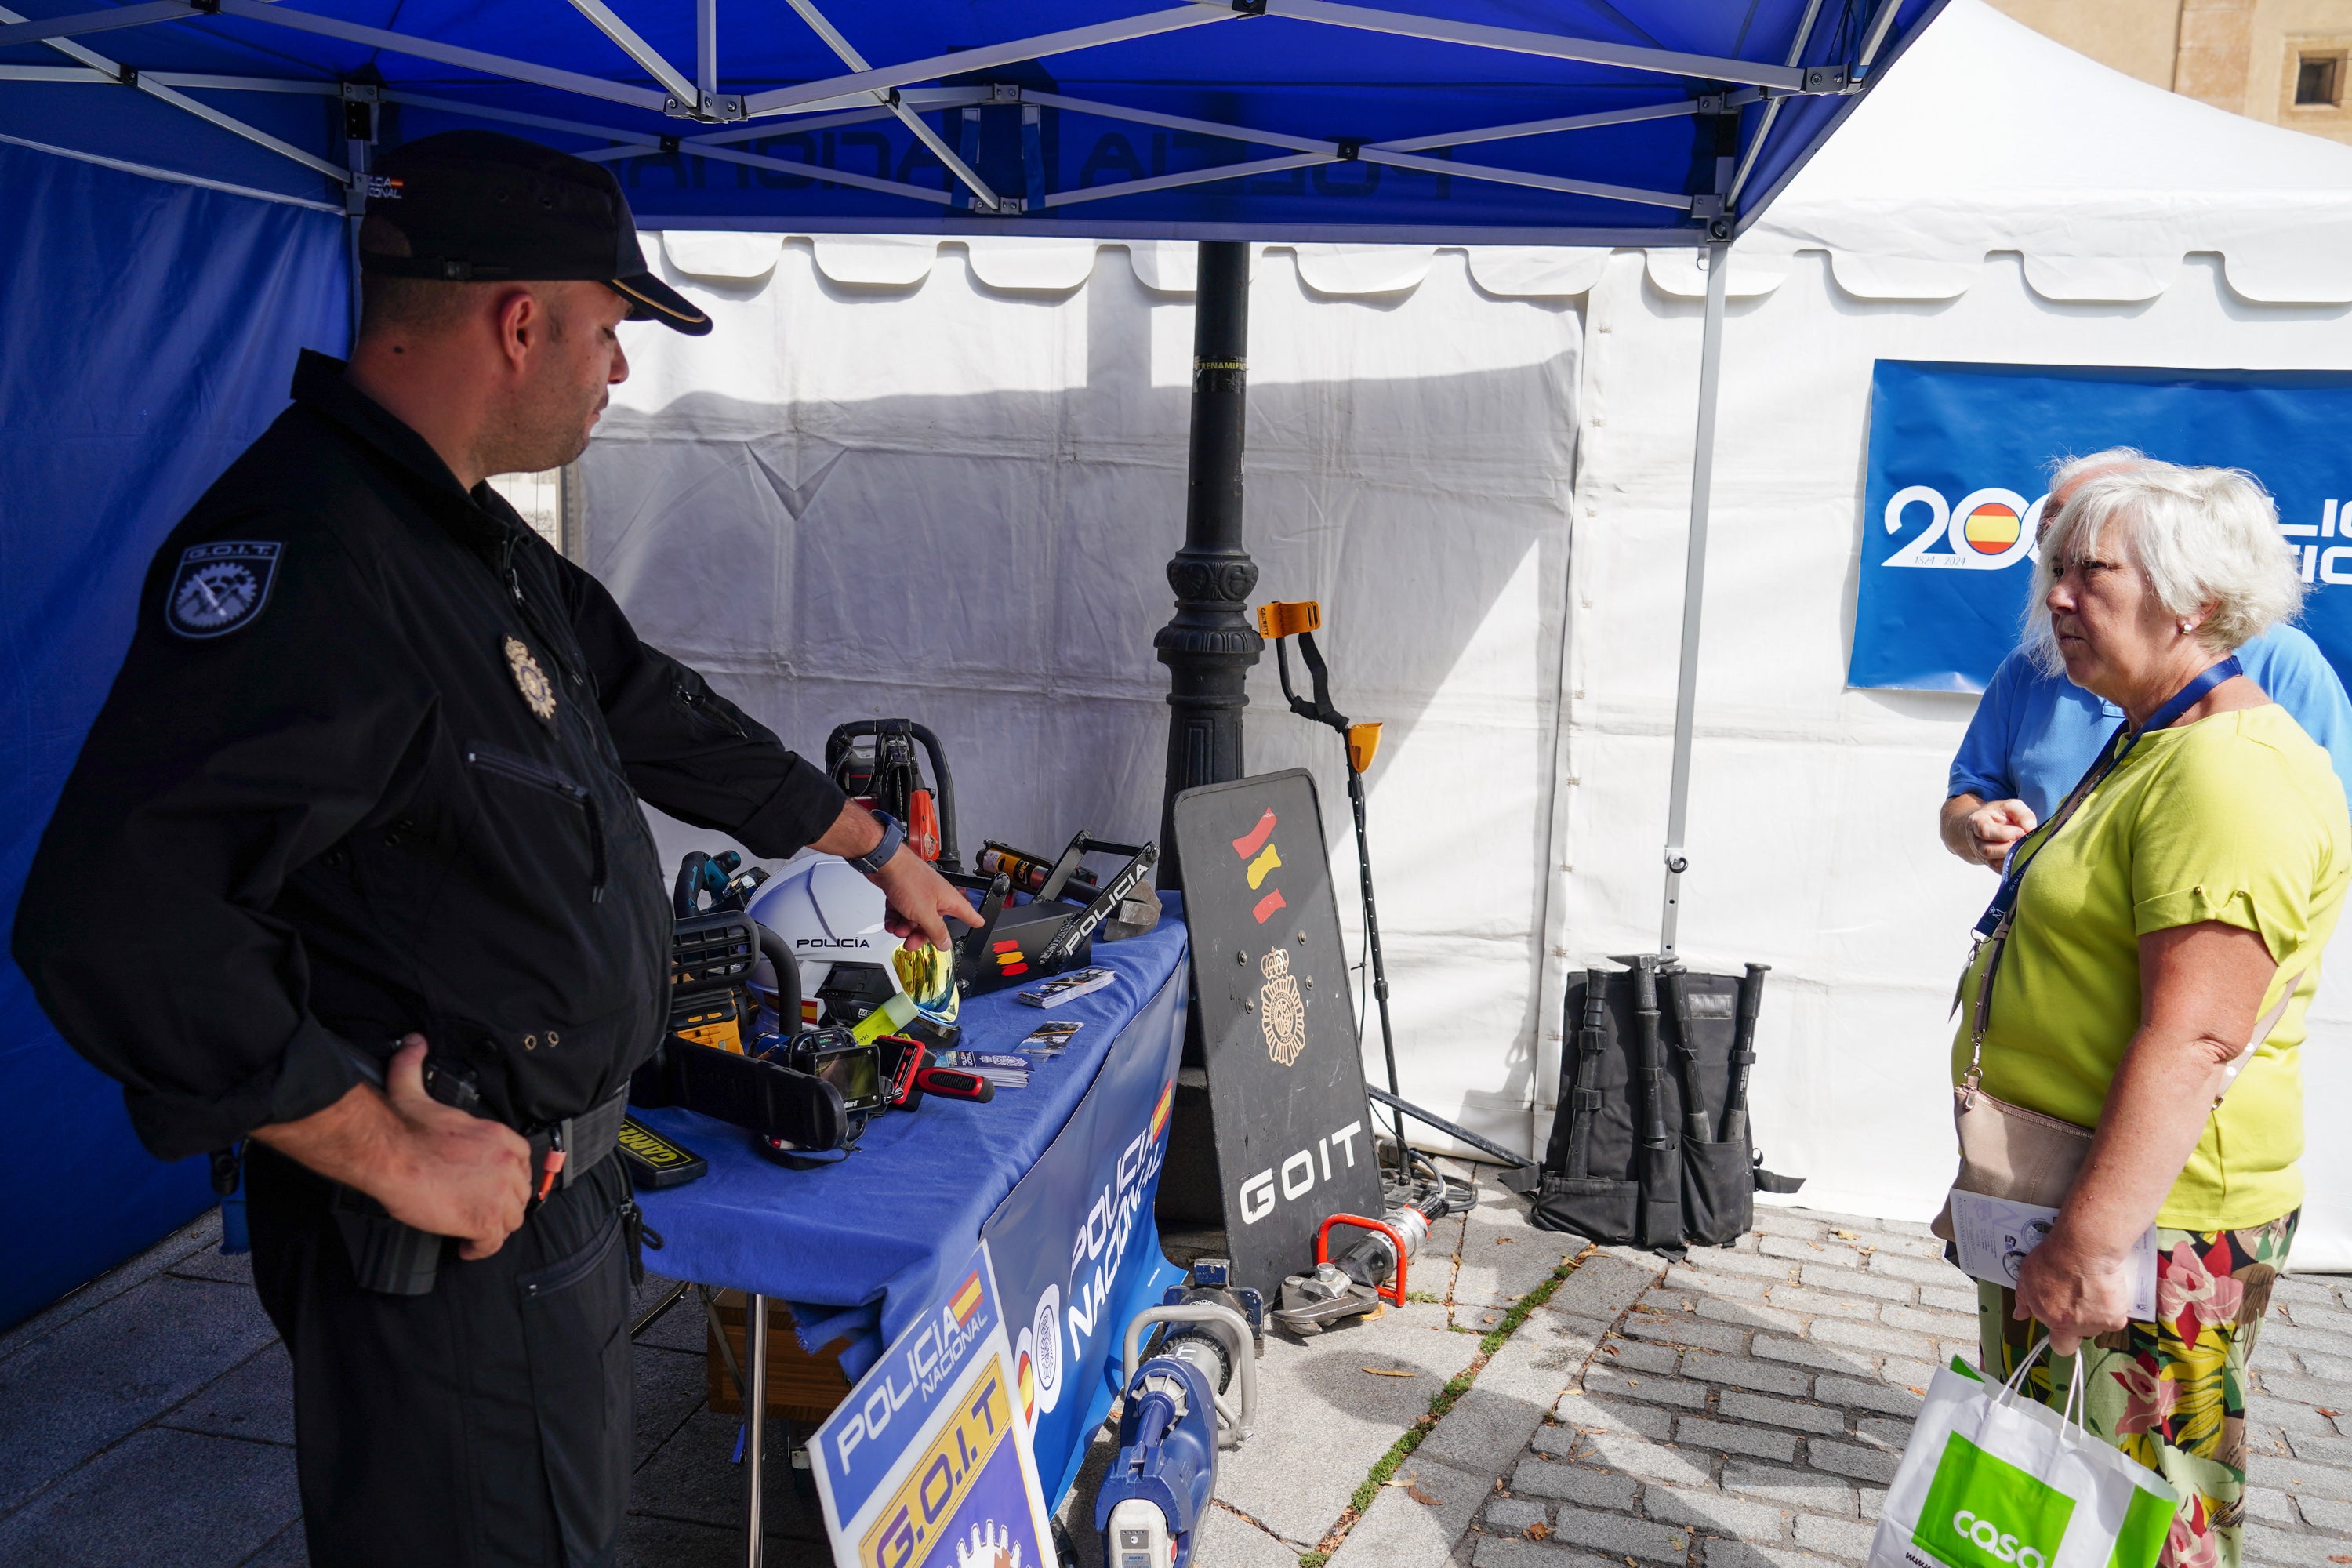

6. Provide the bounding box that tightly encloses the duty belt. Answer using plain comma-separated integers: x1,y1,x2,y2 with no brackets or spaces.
327,1085,637,1297
527,1089,630,1191
409,1048,627,1192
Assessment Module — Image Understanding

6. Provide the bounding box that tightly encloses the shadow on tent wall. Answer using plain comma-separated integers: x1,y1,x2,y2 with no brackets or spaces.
582,245,1584,1162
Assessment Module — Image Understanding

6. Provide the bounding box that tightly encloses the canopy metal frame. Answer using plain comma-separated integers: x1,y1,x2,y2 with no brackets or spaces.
0,0,1940,998
0,0,1884,222
0,0,1934,954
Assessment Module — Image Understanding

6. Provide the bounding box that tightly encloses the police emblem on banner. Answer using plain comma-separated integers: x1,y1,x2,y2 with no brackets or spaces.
504,635,557,721
166,541,281,639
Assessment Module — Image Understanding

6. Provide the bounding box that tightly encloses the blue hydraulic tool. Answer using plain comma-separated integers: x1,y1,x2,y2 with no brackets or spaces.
1096,1261,1261,1568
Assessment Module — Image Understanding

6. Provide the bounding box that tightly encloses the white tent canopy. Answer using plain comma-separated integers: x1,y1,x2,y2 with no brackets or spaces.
596,0,2352,1263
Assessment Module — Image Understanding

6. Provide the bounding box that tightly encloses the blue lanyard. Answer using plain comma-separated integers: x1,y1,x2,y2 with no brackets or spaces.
1971,655,2242,940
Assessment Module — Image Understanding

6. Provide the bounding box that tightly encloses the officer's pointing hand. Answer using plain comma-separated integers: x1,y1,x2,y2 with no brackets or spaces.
381,1034,534,1261
872,848,985,951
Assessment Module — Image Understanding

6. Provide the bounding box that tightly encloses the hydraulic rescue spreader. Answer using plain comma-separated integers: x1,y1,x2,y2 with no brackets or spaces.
1095,1262,1261,1568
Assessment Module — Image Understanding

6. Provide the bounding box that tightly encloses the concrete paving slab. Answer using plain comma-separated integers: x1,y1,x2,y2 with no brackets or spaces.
0,1274,281,1513
637,1344,713,1472
1051,1417,1123,1568
1197,1504,1309,1568
631,1274,713,1354
1504,1309,1610,1398
1420,1207,1470,1301
0,1426,297,1567
241,1520,309,1566
1461,1302,1512,1332
0,1210,221,1366
1418,1300,1606,1479
1454,1203,1578,1319
164,1236,256,1288
626,1405,830,1541
157,1345,296,1447
1418,1378,1555,1482
1216,1301,1476,1547
1327,1452,1493,1568
621,1509,829,1568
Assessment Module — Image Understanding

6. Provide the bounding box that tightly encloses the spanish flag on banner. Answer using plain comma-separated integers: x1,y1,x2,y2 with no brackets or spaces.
1960,499,2020,556
949,1271,984,1327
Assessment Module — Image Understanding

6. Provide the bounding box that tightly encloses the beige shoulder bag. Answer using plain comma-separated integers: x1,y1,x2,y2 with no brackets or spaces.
1931,977,2296,1240
1932,655,2285,1240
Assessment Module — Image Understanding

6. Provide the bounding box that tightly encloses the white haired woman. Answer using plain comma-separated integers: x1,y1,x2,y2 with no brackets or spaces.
1951,459,2347,1567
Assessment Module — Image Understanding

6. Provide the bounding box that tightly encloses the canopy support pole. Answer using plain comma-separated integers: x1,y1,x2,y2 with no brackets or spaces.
1156,240,1261,889
1658,241,1729,960
696,0,715,100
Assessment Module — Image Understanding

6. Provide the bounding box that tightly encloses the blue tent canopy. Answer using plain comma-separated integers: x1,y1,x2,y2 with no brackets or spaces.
0,0,1947,1332
0,0,1943,240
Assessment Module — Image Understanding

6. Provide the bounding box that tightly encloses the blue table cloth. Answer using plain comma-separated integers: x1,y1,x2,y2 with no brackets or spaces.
633,900,1189,1380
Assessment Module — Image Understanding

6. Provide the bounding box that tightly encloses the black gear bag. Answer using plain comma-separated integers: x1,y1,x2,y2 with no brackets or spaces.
1526,960,1802,1251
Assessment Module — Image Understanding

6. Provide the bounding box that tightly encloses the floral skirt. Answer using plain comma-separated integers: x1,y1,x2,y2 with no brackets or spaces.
1977,1210,2296,1568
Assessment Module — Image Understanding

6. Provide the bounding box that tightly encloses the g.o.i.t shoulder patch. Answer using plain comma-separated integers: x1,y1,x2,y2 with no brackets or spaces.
166,541,281,639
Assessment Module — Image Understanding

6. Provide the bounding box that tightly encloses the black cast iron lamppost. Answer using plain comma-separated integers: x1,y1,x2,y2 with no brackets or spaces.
1156,239,1261,888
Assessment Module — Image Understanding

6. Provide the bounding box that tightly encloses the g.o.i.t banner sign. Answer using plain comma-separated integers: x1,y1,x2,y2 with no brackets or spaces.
1849,361,2352,692
812,1243,1056,1568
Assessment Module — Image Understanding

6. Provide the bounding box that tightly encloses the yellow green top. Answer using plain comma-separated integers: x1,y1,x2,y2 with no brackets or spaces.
1952,702,2350,1231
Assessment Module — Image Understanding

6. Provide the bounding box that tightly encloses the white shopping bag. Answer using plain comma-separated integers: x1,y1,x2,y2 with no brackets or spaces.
1869,1341,2177,1568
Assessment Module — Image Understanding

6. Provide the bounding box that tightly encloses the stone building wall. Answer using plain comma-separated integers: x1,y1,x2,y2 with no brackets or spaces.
1986,0,2352,142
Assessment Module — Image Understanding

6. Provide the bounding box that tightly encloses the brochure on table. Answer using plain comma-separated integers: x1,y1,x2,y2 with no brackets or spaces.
812,1242,1054,1568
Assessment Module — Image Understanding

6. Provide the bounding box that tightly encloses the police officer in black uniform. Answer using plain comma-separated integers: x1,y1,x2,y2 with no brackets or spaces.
12,131,978,1566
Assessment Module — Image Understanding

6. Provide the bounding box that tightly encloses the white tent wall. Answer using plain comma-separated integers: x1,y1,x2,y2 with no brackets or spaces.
1562,247,2352,1268
1554,0,2352,1266
580,238,1588,1157
574,0,2352,1265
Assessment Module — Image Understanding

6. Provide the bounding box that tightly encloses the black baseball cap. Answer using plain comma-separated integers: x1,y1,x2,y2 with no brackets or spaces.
361,130,711,336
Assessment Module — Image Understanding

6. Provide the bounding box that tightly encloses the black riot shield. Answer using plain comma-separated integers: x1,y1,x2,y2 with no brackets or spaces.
1167,771,1385,1297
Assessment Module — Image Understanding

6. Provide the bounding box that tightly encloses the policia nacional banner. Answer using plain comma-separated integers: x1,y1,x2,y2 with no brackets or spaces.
1849,361,2352,693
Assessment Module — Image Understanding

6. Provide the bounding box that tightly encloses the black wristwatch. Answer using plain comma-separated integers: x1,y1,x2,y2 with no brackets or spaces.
848,811,905,875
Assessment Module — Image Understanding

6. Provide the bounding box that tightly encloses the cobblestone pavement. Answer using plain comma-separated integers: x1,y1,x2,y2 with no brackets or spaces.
6,1192,2352,1566
1448,1205,2352,1568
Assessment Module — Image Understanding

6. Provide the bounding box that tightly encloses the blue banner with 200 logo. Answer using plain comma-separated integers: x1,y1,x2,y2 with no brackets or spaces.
1849,361,2352,693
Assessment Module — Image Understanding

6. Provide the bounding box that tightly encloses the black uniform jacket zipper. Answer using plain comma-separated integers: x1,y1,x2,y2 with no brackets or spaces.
464,742,609,902
496,528,585,689
673,682,746,738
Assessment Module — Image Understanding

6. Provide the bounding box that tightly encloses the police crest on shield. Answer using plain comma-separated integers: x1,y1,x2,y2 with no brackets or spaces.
166,541,281,639
1260,946,1306,1067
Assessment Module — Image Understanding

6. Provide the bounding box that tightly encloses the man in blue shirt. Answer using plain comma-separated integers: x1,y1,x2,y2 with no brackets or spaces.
1941,451,2352,869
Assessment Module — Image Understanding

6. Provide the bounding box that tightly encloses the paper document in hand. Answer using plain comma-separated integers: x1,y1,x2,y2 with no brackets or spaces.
1947,1191,2154,1320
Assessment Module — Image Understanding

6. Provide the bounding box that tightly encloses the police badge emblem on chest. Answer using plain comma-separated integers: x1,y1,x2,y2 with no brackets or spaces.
166,541,281,639
504,635,557,722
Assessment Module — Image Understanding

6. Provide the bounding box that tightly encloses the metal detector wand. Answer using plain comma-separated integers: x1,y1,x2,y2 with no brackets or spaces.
1259,601,1407,1159
1345,754,1406,1160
